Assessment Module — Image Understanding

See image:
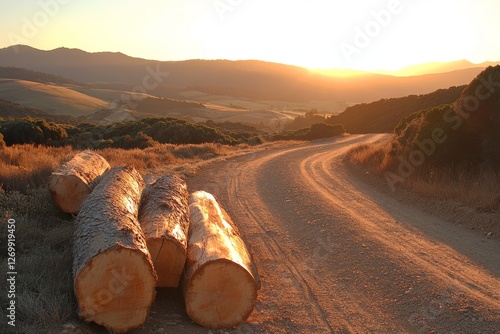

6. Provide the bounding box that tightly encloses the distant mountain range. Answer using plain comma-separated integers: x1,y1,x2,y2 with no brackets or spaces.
0,45,495,103
373,60,500,77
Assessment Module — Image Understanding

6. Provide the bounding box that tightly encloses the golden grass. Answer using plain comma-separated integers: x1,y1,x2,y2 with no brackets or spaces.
0,143,243,192
346,140,500,213
346,141,396,175
0,142,241,333
0,79,107,116
407,165,500,213
0,145,75,192
0,139,303,333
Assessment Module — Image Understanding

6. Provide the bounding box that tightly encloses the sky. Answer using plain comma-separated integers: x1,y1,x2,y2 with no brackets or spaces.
0,0,500,71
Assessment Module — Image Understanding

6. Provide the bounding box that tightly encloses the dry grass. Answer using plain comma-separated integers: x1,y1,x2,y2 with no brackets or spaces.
0,142,244,333
0,143,241,193
346,141,397,175
0,186,76,334
0,79,107,116
0,145,75,192
0,140,301,333
407,165,500,213
346,140,500,214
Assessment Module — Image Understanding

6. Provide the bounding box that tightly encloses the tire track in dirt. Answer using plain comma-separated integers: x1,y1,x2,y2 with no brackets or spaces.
187,134,500,333
299,144,500,310
221,135,398,333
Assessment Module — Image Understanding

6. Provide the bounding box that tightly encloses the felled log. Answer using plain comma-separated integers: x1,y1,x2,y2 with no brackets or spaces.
73,166,157,333
138,174,190,287
183,191,259,330
48,150,110,214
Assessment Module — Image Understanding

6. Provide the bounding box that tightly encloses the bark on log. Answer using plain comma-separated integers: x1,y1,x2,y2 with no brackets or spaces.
73,166,157,333
138,174,190,287
183,191,259,330
48,150,110,214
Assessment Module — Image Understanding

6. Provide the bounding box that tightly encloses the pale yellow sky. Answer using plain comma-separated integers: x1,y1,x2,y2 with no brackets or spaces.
1,0,499,71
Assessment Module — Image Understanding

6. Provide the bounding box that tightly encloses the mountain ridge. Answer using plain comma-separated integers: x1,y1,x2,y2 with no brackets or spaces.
0,45,491,103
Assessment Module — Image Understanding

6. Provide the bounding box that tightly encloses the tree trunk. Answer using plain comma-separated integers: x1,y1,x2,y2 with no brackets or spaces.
48,150,110,214
183,191,260,330
138,174,190,287
73,166,157,333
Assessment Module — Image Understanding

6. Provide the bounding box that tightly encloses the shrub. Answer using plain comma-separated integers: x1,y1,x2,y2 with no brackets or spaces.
306,123,346,140
0,120,44,145
271,123,345,141
0,118,67,146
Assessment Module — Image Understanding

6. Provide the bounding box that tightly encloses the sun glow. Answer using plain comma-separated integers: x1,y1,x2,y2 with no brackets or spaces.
1,0,500,72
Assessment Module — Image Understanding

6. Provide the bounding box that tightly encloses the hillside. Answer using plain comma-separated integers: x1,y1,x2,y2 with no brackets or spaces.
0,66,87,86
347,66,500,214
0,68,207,122
327,85,466,133
391,66,500,166
0,45,486,103
0,98,75,123
0,79,108,117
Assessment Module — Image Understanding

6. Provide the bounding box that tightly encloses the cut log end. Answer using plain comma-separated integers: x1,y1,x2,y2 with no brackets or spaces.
49,150,110,214
185,259,257,330
147,238,186,287
139,174,190,288
184,191,259,330
75,247,156,333
48,174,90,213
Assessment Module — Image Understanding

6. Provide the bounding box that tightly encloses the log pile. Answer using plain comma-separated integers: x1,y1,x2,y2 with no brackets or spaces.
54,151,259,332
48,150,110,214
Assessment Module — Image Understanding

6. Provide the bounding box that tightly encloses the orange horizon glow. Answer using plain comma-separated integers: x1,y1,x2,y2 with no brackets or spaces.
0,1,499,74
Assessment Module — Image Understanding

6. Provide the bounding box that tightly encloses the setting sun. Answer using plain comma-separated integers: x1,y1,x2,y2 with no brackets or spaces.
1,0,500,72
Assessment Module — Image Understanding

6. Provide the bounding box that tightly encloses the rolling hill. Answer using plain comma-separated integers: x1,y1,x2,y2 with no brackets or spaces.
0,66,87,86
347,66,500,199
0,74,297,127
0,79,107,117
0,45,489,104
0,98,76,123
327,85,466,133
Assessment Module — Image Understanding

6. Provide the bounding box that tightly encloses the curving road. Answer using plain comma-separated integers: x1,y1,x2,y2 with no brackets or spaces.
186,134,500,333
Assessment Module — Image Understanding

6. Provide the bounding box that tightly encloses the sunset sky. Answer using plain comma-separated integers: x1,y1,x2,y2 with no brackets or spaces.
1,0,499,71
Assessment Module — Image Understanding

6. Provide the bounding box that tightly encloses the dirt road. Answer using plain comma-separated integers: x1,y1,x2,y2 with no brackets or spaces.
185,134,500,333
128,134,500,334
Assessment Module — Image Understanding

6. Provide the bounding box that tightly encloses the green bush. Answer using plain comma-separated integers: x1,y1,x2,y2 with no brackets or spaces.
111,132,158,149
0,118,67,146
306,123,345,140
395,104,485,166
285,109,327,131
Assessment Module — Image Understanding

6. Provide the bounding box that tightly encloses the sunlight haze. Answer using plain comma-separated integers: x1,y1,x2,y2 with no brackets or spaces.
1,0,499,72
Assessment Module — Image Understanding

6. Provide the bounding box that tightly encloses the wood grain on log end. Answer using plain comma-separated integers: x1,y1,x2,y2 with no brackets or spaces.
185,259,257,329
73,165,156,333
139,174,190,288
147,238,187,287
183,191,258,330
74,247,157,333
49,150,110,214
